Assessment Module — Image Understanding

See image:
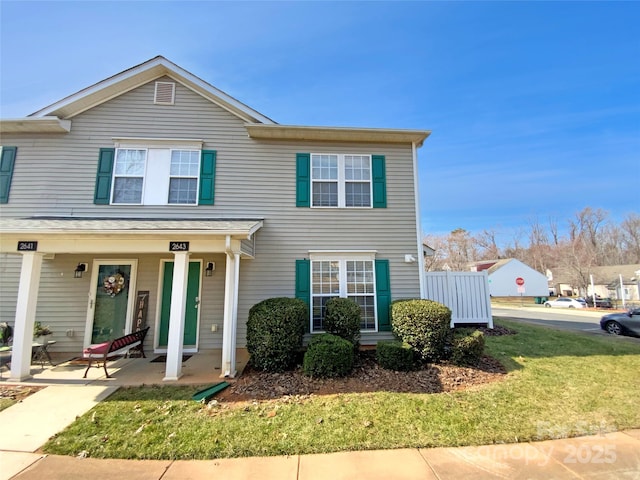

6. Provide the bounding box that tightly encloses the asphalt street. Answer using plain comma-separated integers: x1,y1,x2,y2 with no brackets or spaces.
492,305,640,343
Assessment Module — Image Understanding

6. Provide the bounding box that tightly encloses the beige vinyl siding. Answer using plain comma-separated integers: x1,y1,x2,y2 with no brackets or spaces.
0,76,422,348
0,254,20,328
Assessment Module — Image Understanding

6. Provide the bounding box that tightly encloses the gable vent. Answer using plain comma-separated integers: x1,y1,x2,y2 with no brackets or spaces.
154,81,175,105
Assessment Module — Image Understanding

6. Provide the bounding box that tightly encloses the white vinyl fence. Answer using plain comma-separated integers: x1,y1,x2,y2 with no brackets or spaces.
424,271,493,328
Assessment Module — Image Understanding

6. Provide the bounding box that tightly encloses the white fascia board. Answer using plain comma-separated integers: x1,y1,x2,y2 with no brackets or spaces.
246,124,431,146
162,70,276,125
30,56,276,125
0,117,71,133
30,57,170,117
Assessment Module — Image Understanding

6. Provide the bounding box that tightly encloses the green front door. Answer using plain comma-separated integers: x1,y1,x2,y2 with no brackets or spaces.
159,261,201,347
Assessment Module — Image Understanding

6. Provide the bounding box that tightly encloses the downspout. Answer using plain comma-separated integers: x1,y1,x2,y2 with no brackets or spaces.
413,141,426,299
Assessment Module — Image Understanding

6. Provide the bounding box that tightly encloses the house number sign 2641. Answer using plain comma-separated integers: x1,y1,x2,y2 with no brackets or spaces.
17,241,38,251
169,241,189,252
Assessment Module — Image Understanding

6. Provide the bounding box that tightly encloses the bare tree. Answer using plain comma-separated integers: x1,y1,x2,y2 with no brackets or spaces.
445,228,477,271
424,206,635,277
621,213,640,263
475,228,501,260
549,216,560,246
422,234,448,271
570,207,608,250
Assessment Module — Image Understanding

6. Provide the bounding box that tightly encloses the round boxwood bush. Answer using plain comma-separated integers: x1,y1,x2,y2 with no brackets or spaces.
451,328,485,366
323,297,361,347
391,299,452,361
303,333,354,378
246,297,307,372
376,340,416,371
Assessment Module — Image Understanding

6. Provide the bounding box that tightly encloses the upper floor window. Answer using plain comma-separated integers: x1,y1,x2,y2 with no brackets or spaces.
94,142,216,206
112,147,200,205
311,154,372,208
113,149,146,204
169,150,199,204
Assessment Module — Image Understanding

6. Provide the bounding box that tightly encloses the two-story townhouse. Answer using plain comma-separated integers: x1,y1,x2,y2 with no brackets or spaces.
0,57,430,381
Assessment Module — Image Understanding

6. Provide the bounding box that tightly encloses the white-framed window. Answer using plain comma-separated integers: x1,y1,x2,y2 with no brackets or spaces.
111,141,202,205
113,149,146,204
310,253,377,332
311,154,372,208
168,150,199,204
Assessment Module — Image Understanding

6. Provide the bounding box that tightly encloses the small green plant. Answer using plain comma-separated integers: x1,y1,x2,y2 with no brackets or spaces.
323,297,361,347
376,340,416,371
246,297,307,372
391,299,452,361
451,329,485,366
303,334,354,378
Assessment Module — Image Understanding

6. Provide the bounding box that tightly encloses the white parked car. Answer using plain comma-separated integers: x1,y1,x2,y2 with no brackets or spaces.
544,297,586,309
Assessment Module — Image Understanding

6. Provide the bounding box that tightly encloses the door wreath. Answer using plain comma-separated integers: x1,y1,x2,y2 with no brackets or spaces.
104,272,126,297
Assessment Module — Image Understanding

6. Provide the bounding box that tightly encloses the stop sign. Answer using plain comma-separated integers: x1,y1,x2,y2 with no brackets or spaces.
516,277,525,286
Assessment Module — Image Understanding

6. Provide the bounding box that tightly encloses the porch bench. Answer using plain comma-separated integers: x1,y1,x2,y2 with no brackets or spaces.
82,327,149,378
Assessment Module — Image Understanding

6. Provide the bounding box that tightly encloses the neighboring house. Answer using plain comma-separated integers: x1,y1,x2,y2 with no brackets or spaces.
469,259,549,297
423,244,435,257
0,56,430,381
550,264,640,302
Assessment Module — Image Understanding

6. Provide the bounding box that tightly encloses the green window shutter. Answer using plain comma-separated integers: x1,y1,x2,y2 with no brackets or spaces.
296,153,310,207
372,155,387,208
199,150,217,205
94,148,114,204
0,146,17,204
295,259,311,332
375,259,391,331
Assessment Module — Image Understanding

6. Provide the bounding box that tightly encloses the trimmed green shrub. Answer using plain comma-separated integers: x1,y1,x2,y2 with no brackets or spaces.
246,297,307,372
391,299,452,361
451,329,485,366
303,334,354,378
323,297,361,347
376,340,416,371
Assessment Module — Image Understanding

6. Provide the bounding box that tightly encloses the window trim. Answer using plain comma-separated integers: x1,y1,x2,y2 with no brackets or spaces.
109,140,204,206
168,149,201,205
309,251,378,333
111,148,148,205
310,153,373,209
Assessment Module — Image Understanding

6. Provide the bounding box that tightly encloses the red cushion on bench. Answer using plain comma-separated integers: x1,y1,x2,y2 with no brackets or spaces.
84,342,110,355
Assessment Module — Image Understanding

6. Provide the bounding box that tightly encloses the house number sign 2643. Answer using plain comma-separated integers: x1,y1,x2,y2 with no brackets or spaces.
169,241,189,252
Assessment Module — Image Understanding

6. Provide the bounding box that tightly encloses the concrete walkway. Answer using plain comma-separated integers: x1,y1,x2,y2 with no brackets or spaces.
2,387,639,480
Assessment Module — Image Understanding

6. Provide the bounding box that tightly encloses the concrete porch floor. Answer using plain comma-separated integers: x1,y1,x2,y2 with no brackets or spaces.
0,349,249,387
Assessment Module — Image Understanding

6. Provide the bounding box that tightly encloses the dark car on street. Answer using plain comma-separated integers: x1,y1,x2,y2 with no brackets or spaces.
586,297,613,308
600,308,640,337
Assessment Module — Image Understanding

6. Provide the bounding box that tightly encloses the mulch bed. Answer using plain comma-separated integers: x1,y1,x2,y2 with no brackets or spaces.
217,353,507,403
217,325,516,403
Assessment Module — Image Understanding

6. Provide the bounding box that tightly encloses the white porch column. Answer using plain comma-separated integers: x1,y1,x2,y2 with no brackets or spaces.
163,251,190,381
221,252,238,377
10,252,44,381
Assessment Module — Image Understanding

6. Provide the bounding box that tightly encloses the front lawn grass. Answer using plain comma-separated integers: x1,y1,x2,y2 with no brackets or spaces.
43,320,640,459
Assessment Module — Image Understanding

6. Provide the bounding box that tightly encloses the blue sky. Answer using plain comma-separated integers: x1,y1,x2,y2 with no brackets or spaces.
1,1,638,242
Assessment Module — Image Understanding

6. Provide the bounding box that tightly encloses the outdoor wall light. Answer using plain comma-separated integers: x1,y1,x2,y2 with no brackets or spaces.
205,262,215,277
74,263,88,278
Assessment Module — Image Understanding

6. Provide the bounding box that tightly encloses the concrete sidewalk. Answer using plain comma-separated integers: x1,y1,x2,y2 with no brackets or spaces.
2,386,640,480
5,430,640,480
